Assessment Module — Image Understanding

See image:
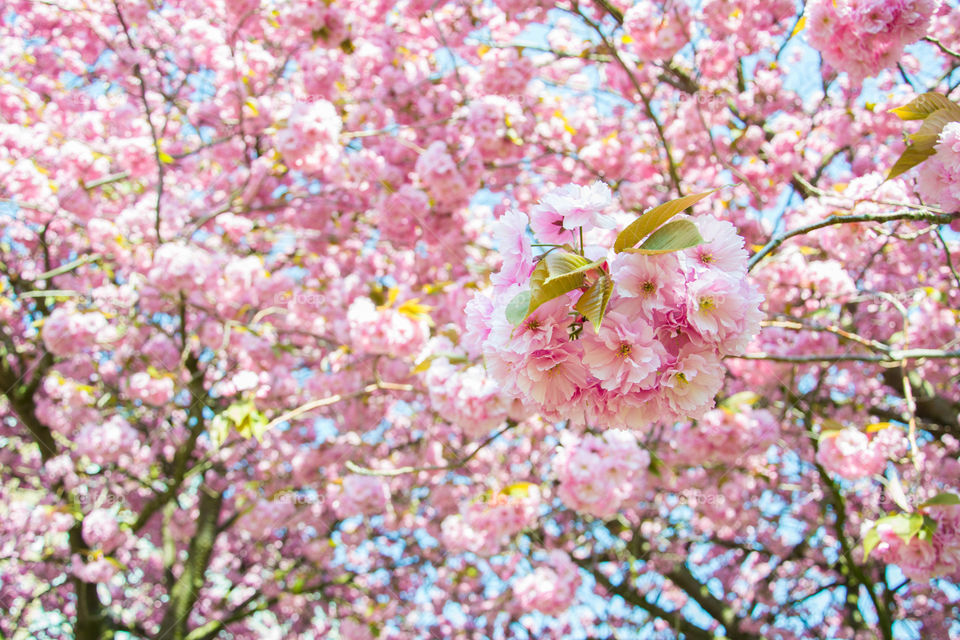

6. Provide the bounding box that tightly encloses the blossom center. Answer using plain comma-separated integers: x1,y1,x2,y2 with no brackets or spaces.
617,342,632,358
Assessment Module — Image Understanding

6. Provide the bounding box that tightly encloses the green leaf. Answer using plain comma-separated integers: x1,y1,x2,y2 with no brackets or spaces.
883,469,912,513
209,414,231,449
614,190,714,253
918,492,960,509
719,391,761,412
862,526,881,560
527,252,603,316
505,290,532,326
544,250,593,274
908,107,960,150
622,219,704,255
501,481,537,497
575,273,613,332
887,145,936,180
863,513,927,559
889,93,960,121
213,399,269,445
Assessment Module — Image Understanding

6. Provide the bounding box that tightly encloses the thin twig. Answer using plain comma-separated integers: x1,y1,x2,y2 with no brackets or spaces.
748,210,954,270
345,420,517,477
728,349,960,363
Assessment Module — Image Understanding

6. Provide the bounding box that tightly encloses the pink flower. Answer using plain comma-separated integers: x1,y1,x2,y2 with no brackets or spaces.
659,346,724,416
529,181,615,243
917,122,960,212
805,0,938,82
817,427,886,480
689,217,749,275
41,308,109,357
554,429,649,517
491,208,533,290
127,371,175,406
513,550,581,616
71,553,116,583
82,509,125,553
581,310,664,392
415,141,470,211
685,271,745,343
515,343,589,407
347,297,428,358
610,253,685,318
336,475,390,517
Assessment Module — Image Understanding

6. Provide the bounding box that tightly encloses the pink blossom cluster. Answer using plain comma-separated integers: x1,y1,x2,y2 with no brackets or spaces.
621,1,691,62
422,358,510,439
469,182,763,429
334,475,390,518
817,426,908,480
870,505,960,581
553,429,650,519
70,553,116,584
274,99,343,173
917,121,960,212
805,0,939,82
414,141,474,212
41,308,109,357
75,415,143,466
513,550,581,616
126,371,175,406
346,297,429,358
671,405,779,466
81,508,126,553
148,242,216,293
441,484,541,556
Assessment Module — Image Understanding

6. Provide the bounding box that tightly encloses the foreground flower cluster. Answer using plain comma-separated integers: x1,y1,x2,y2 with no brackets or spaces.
466,183,763,429
805,0,939,82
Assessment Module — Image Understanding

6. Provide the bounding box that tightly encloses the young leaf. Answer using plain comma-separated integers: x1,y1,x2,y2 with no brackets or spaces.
918,492,960,509
887,145,936,180
528,253,602,316
505,289,532,326
719,391,761,412
889,93,960,121
863,513,927,559
623,219,704,255
614,189,714,253
908,107,960,150
575,273,612,332
883,469,912,513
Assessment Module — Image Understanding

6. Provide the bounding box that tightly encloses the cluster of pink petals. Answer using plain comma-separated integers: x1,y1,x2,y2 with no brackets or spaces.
671,405,780,466
918,121,960,212
41,308,109,357
347,297,428,358
441,485,541,557
621,1,691,62
869,505,960,581
805,0,939,82
553,429,650,518
817,426,908,480
414,141,474,212
75,416,143,466
472,182,763,429
275,99,343,172
126,371,175,406
334,475,390,518
423,358,511,439
81,508,126,554
513,550,581,616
